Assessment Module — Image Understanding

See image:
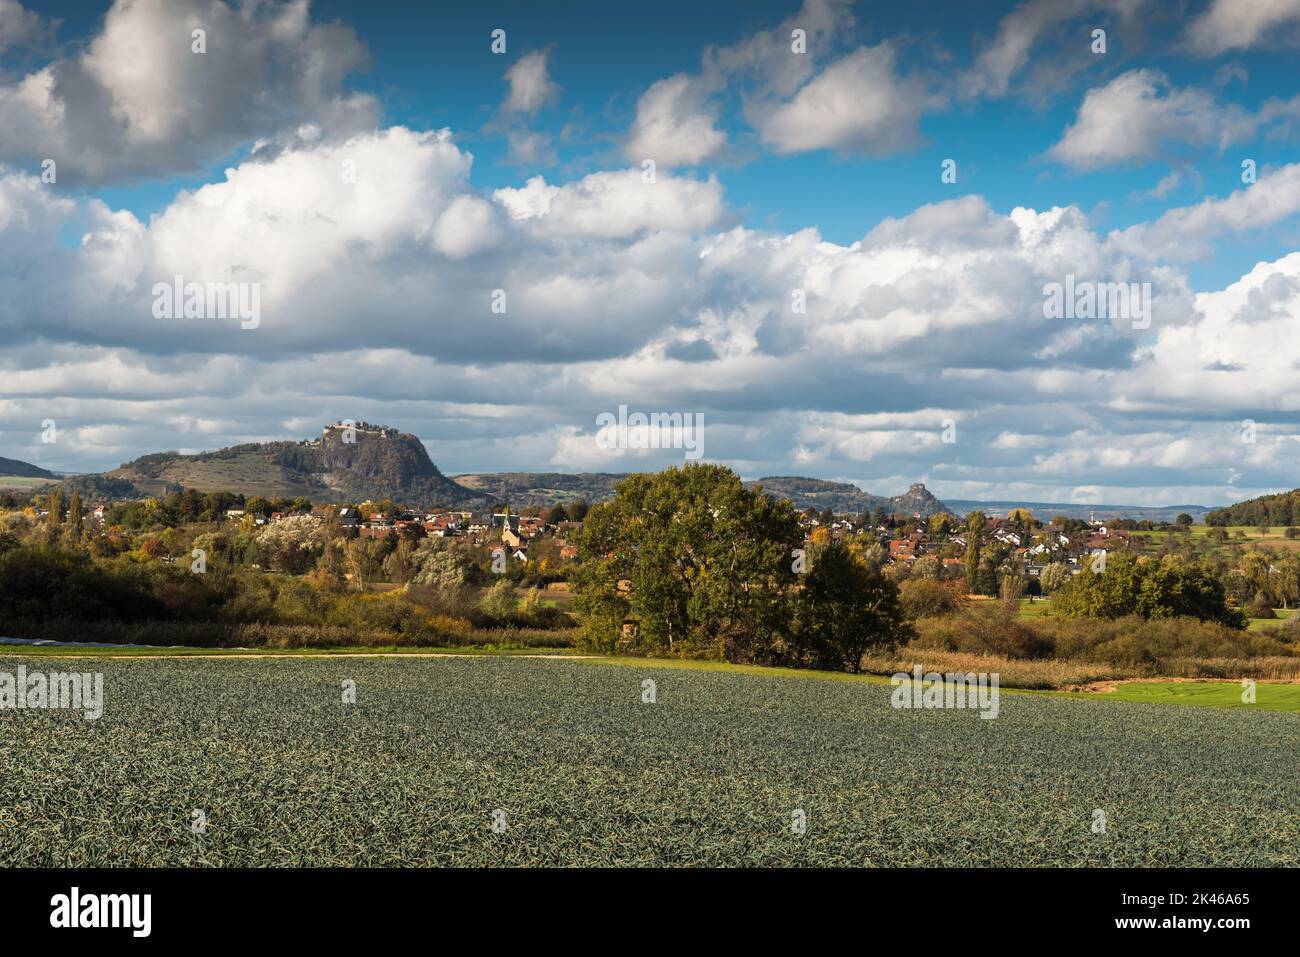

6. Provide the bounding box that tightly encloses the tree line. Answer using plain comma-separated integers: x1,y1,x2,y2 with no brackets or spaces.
1206,488,1300,527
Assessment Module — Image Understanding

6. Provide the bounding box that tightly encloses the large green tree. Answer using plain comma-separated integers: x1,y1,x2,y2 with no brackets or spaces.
573,464,802,660
794,541,913,672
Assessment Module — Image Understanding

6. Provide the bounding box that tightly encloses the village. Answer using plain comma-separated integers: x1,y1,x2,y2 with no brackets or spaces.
795,508,1133,589
31,493,1138,589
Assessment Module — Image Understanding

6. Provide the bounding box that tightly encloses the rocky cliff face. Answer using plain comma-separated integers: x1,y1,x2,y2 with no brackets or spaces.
316,424,488,505
101,424,490,506
890,483,947,516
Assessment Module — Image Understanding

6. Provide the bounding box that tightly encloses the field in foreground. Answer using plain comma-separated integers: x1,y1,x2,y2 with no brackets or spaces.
1,655,1297,866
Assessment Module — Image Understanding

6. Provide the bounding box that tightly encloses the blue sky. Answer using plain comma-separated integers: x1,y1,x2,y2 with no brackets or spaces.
29,2,1300,252
3,0,1300,506
23,0,1300,289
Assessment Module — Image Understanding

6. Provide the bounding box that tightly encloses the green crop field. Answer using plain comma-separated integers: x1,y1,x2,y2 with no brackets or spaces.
0,475,57,491
2,654,1297,867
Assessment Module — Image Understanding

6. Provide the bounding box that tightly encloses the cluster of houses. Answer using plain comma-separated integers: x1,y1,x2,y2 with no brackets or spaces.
223,503,583,562
796,509,1135,580
32,503,113,523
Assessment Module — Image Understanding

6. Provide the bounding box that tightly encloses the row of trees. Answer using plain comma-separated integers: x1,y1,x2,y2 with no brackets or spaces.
1053,551,1245,628
1206,488,1300,527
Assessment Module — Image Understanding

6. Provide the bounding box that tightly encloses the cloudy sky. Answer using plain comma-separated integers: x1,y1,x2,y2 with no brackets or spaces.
2,0,1300,506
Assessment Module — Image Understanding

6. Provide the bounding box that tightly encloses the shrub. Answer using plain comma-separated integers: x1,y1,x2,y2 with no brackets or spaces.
0,616,579,650
1035,615,1290,666
910,610,1291,667
899,577,962,619
479,579,519,622
0,545,166,624
1245,592,1277,619
1271,613,1300,641
404,582,480,621
911,603,1052,659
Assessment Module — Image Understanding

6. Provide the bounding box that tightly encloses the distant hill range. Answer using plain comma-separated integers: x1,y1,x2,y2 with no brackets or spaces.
944,499,1215,522
16,426,1258,523
17,423,953,515
452,471,627,506
0,456,60,492
745,477,950,517
15,424,1286,523
0,456,57,479
454,473,950,515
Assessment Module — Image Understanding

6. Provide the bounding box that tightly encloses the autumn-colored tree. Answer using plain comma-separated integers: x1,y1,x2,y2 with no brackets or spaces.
964,511,985,594
46,488,64,528
67,490,84,542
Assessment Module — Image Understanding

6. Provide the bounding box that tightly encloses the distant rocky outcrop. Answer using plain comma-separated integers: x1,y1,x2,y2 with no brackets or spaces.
747,477,950,516
100,422,491,507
